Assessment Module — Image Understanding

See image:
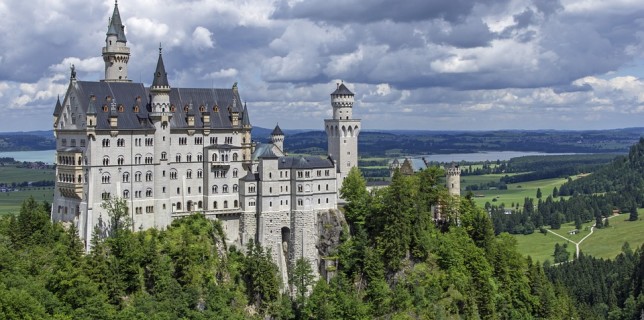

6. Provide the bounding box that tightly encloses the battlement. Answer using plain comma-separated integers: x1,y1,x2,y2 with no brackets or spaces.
446,166,461,176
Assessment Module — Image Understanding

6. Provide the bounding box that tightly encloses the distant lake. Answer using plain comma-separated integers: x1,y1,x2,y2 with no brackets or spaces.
0,150,581,165
0,150,56,164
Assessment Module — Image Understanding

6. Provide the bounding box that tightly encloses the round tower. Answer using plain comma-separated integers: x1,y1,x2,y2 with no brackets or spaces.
324,82,361,188
446,163,461,196
271,123,284,152
102,1,131,82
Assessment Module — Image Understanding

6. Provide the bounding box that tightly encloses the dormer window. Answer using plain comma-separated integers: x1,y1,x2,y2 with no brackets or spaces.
133,105,140,113
102,105,109,112
184,105,189,113
213,105,219,112
118,105,124,112
170,104,176,112
199,105,205,112
105,96,112,102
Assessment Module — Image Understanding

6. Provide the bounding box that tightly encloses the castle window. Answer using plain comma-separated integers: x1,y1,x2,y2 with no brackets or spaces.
146,171,152,181
199,105,205,112
326,198,329,203
118,104,124,112
186,154,192,162
101,173,110,184
197,169,203,179
298,199,303,206
170,169,177,180
198,201,203,209
186,170,192,179
249,200,255,207
222,185,229,193
161,152,167,160
234,200,238,208
197,153,203,162
248,185,256,193
102,192,111,200
269,187,272,193
135,171,142,182
298,185,303,192
176,154,181,162
71,139,76,147
123,190,129,198
212,153,218,162
103,156,110,166
213,105,219,112
233,169,238,178
212,185,218,193
135,154,142,164
117,156,124,165
80,139,86,147
146,188,152,197
184,105,189,113
170,105,176,112
145,138,153,146
326,184,329,191
224,201,228,209
325,170,330,176
233,153,238,161
133,105,140,113
176,202,182,210
102,139,110,147
103,105,108,112
318,199,321,204
122,172,129,182
213,201,218,209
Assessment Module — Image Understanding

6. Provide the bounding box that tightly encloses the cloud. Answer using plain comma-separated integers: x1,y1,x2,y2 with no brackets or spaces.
2,0,644,132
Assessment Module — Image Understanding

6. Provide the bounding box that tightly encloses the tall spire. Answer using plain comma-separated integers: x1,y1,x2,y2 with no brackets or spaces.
241,102,251,127
108,0,127,43
102,0,130,82
152,45,169,88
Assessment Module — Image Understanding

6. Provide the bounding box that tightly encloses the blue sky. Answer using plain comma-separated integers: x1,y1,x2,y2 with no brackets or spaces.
1,0,644,132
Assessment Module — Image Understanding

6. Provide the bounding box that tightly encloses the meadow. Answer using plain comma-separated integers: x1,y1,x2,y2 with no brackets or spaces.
0,187,55,215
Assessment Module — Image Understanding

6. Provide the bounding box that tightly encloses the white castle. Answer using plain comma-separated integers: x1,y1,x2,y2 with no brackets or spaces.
51,2,359,284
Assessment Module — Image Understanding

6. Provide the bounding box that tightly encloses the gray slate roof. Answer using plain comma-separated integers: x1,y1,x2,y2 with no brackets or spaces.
151,50,169,88
271,124,284,136
278,156,334,169
53,95,62,116
331,83,353,96
108,2,127,43
72,81,247,131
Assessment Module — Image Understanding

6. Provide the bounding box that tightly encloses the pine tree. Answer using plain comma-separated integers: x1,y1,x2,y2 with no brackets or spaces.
552,187,558,198
630,205,639,221
536,188,543,199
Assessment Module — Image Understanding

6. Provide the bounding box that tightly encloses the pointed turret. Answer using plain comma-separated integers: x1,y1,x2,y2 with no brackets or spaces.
102,0,130,82
150,46,172,118
241,102,251,127
86,95,97,129
108,0,127,43
152,46,170,88
271,123,284,152
53,95,62,117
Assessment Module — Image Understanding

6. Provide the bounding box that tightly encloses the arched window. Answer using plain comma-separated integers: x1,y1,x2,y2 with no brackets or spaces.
103,156,110,166
123,190,129,198
186,170,192,179
212,153,218,162
198,201,203,209
234,200,238,208
212,185,218,193
197,169,203,179
161,152,167,160
222,185,228,193
233,153,238,161
224,201,228,208
233,184,238,192
213,201,218,209
176,202,182,210
122,172,130,182
233,168,238,178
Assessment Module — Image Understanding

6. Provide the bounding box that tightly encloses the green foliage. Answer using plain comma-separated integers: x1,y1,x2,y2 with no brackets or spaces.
242,240,280,313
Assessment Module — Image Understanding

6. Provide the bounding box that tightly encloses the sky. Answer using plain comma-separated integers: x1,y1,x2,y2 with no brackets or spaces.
1,0,644,132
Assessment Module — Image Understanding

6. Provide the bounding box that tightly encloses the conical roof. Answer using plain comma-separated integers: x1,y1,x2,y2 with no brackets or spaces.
331,82,354,96
152,47,169,88
107,1,127,43
271,123,284,136
53,95,62,116
241,102,251,126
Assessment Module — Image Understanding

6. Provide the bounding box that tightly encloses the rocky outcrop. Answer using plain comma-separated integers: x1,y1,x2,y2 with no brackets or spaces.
317,208,347,282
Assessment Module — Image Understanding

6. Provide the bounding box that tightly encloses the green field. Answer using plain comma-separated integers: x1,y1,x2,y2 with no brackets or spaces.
0,187,55,215
470,176,569,208
0,165,55,184
513,213,644,263
580,213,644,259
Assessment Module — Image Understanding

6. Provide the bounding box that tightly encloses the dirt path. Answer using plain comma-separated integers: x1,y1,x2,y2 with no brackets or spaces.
548,215,619,259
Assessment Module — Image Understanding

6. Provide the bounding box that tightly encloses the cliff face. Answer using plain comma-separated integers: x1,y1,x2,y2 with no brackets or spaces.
317,208,347,282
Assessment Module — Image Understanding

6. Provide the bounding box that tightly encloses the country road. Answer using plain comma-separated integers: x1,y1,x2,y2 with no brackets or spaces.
547,215,618,259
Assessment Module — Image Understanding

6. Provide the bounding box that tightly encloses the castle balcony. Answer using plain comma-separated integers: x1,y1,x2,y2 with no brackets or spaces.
172,208,240,218
210,161,230,169
58,184,83,199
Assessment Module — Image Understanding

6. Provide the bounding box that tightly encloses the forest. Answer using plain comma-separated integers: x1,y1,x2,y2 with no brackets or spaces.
488,139,644,236
1,168,583,319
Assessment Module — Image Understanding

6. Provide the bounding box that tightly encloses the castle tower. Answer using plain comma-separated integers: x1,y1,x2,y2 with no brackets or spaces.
446,163,461,196
271,124,284,152
102,1,131,82
324,82,360,189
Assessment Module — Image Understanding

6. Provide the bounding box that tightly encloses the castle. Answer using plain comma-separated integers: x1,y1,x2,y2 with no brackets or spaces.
51,2,359,285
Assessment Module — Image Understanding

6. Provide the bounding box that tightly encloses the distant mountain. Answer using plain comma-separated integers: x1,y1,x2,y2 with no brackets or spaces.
0,131,55,152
